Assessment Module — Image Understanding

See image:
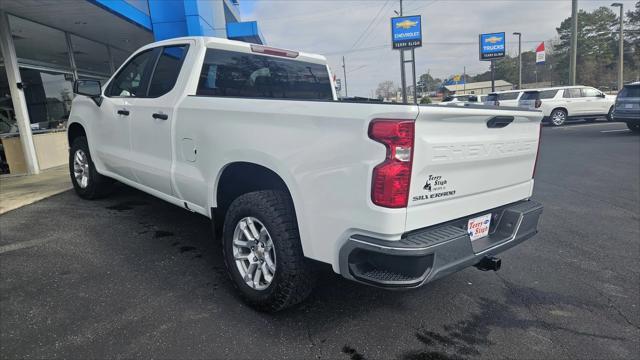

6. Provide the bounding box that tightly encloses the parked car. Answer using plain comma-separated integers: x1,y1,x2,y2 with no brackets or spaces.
483,90,523,107
438,94,479,105
68,36,543,312
533,86,615,126
611,82,640,133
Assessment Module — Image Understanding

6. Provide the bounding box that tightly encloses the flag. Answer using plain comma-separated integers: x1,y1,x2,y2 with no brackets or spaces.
535,42,545,64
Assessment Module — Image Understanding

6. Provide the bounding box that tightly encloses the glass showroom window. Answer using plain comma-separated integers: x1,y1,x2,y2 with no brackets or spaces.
9,15,71,70
71,34,111,77
18,68,73,133
111,47,132,71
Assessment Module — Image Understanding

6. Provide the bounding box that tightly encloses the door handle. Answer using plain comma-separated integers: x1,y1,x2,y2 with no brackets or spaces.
152,113,168,120
117,109,130,116
486,116,514,128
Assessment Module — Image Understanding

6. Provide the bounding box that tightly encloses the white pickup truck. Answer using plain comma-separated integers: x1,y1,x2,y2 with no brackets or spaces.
68,37,543,312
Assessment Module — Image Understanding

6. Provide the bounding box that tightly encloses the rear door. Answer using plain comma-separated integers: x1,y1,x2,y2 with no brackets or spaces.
127,43,190,196
405,106,542,231
562,88,583,116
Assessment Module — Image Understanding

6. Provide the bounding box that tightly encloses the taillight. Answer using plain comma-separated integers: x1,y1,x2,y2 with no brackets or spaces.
535,99,542,108
368,119,415,208
532,123,542,178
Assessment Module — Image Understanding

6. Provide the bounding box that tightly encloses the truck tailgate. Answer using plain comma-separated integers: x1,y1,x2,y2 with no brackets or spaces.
406,105,542,231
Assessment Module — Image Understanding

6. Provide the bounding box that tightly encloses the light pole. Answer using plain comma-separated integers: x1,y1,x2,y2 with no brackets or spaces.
611,3,624,90
513,32,522,89
570,0,578,85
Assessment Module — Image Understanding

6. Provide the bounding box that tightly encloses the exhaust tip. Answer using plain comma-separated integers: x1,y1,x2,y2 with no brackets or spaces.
474,256,501,272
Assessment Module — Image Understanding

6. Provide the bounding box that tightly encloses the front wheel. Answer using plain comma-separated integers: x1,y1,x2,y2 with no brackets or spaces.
607,107,614,121
627,122,640,133
222,190,315,312
550,109,567,126
69,136,112,199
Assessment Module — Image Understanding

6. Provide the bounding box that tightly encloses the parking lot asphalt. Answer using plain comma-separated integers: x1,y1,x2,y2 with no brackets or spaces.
1,121,639,360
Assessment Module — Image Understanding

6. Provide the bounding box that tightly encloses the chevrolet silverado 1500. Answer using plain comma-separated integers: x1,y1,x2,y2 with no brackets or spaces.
68,37,543,312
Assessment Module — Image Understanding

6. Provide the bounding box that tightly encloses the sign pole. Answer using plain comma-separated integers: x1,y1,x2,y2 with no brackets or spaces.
411,49,417,104
490,60,495,92
399,0,407,103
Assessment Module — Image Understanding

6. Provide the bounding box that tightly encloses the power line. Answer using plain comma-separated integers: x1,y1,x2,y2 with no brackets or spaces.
349,0,391,50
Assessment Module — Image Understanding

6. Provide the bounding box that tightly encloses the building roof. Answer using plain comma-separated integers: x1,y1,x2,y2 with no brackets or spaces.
444,80,512,91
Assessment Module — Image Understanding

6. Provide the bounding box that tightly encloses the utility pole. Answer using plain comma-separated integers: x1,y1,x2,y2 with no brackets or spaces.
611,3,624,90
569,0,578,85
342,55,348,98
513,32,522,89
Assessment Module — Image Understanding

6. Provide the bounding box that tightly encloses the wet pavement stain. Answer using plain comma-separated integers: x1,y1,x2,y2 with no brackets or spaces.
106,200,149,211
342,345,365,360
153,230,174,238
400,275,625,360
179,246,197,253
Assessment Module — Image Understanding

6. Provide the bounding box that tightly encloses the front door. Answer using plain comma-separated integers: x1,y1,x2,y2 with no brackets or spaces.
128,44,190,196
97,49,157,181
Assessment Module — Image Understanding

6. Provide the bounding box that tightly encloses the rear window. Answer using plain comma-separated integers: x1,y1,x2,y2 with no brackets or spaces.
520,91,539,100
563,88,581,98
498,92,520,100
540,90,558,99
620,85,640,98
196,49,333,100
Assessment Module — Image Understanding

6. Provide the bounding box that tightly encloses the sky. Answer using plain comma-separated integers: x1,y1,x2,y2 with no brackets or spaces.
239,0,636,97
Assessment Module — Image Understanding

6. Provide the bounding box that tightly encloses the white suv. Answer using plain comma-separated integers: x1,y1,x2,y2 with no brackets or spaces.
535,86,615,126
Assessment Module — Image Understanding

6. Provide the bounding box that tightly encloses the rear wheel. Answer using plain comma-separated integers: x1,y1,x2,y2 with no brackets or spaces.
222,190,315,312
627,122,640,133
69,136,112,199
550,109,567,126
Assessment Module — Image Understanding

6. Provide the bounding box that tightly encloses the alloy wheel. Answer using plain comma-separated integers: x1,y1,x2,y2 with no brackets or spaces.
232,217,276,291
73,149,90,188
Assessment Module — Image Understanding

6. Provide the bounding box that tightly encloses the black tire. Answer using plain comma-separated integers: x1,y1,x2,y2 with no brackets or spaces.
69,136,112,199
222,190,315,312
550,109,567,126
627,122,640,133
607,106,614,121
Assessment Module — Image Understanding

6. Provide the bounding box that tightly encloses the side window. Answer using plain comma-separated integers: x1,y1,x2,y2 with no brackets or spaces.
581,88,600,98
499,92,519,100
148,45,189,98
106,50,155,97
563,88,581,98
540,90,558,99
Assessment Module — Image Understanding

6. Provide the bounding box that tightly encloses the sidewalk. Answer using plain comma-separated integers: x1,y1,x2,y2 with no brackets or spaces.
0,166,71,215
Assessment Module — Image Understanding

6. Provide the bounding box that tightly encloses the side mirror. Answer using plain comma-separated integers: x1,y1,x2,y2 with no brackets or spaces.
598,92,606,98
74,79,102,106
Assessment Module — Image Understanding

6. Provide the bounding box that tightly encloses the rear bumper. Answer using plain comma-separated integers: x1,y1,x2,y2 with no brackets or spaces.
338,200,543,288
612,111,640,124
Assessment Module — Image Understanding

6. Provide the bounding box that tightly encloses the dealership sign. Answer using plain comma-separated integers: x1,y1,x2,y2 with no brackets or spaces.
479,32,505,60
391,16,422,49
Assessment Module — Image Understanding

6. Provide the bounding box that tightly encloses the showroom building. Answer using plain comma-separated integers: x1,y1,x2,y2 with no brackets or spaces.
0,0,263,175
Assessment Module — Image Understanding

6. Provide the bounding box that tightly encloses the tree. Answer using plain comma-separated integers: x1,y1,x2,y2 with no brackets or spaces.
625,1,640,81
375,80,396,99
417,73,442,93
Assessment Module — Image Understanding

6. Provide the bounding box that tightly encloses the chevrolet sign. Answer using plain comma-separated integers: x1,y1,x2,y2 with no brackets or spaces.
479,32,506,61
391,15,422,49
